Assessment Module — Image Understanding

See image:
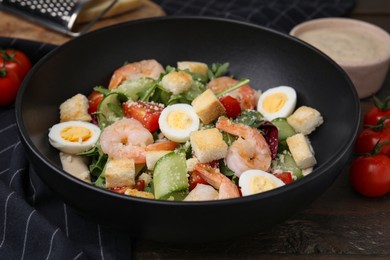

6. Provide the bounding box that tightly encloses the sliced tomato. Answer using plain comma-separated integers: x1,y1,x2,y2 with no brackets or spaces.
219,95,241,118
189,170,208,190
189,161,219,190
123,100,164,132
110,186,128,194
134,180,145,191
274,172,293,184
87,90,104,114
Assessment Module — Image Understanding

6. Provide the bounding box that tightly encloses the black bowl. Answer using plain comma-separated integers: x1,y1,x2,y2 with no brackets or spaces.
16,17,360,243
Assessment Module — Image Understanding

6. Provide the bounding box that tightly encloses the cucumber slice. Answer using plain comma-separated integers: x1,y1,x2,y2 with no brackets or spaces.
272,151,303,180
271,118,296,141
113,78,155,101
97,92,127,128
153,152,189,200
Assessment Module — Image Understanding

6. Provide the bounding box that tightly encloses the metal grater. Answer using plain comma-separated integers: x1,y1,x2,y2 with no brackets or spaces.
0,0,118,36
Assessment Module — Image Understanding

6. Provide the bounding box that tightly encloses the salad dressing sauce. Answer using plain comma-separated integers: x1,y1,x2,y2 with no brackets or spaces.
298,27,387,63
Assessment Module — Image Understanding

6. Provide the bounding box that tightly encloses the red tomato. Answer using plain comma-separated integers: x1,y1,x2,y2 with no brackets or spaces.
219,95,241,118
189,161,219,190
354,123,390,156
363,96,390,125
274,172,293,184
189,170,208,190
87,90,104,114
122,101,164,132
349,154,390,197
0,67,21,106
0,49,31,80
134,180,145,191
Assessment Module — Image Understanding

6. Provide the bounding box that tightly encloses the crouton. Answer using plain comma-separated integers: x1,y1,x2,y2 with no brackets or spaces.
104,158,135,188
138,172,152,186
186,157,199,172
161,71,193,95
59,152,91,183
177,61,208,76
190,128,227,163
287,106,323,135
286,133,316,169
124,188,154,199
60,93,92,122
191,89,225,124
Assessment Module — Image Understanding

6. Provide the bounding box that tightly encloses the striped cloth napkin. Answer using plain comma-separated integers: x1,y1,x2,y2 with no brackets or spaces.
153,0,355,33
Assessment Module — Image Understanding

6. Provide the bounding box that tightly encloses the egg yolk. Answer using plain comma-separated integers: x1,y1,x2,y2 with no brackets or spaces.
263,93,287,113
167,110,193,130
60,126,92,143
250,176,278,193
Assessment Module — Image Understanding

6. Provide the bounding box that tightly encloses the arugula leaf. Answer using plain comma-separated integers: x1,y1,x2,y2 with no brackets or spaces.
79,145,108,177
235,110,264,128
93,85,111,96
208,62,229,79
114,78,155,101
219,159,235,177
94,173,106,188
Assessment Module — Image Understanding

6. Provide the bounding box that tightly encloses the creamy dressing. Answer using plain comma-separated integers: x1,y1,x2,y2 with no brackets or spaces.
298,27,387,63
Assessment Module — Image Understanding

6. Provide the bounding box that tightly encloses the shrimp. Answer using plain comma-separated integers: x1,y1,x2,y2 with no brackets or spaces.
100,118,154,164
108,59,165,90
207,76,257,110
145,140,178,151
216,116,271,176
193,163,240,200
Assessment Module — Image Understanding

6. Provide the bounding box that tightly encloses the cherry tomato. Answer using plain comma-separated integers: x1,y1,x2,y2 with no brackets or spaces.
0,49,31,80
189,161,220,190
134,180,145,191
354,121,390,156
122,100,164,132
87,90,104,114
349,154,390,197
219,95,241,118
189,170,208,190
363,96,390,125
0,67,21,106
274,172,293,184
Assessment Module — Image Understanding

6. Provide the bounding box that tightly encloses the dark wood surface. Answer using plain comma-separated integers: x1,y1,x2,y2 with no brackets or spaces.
132,1,390,259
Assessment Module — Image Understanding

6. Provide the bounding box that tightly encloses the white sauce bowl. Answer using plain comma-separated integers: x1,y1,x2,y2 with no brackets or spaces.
290,18,390,99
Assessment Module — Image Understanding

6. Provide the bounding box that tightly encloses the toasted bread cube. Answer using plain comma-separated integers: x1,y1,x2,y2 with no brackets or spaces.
191,89,225,124
186,157,199,172
59,152,91,183
104,158,135,188
138,172,152,186
286,133,316,169
124,188,154,199
146,150,171,170
60,93,92,122
161,71,193,95
177,61,208,76
190,128,228,163
287,106,323,135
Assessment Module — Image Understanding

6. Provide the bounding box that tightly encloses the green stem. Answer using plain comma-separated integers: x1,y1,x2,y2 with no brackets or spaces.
215,78,250,97
0,64,7,78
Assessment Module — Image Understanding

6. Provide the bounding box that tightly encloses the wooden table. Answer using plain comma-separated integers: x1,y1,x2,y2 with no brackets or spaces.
1,0,390,259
